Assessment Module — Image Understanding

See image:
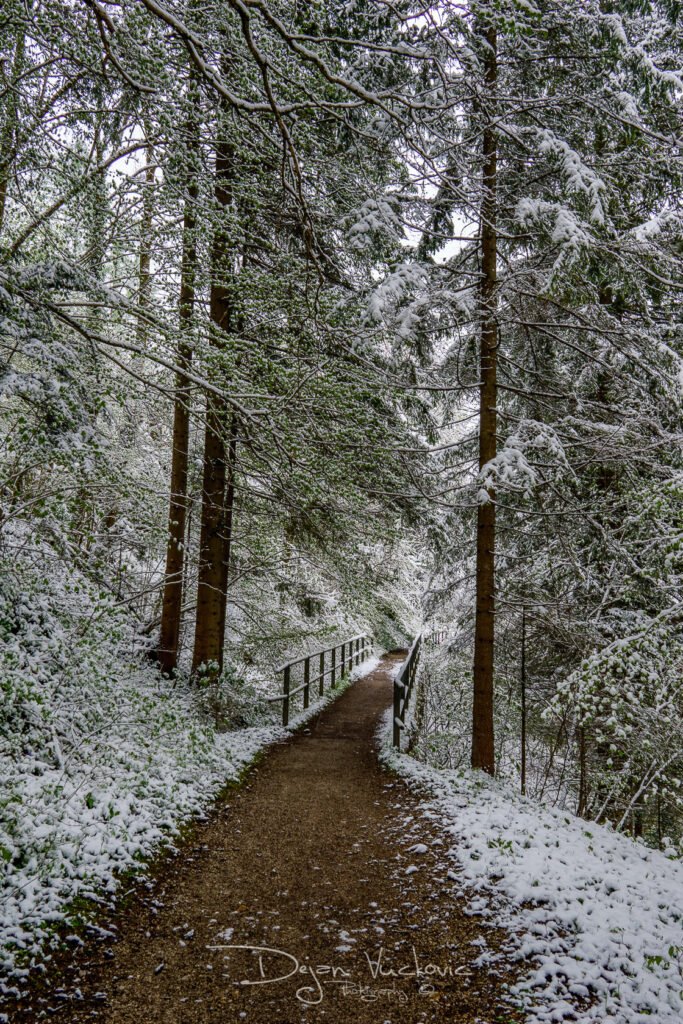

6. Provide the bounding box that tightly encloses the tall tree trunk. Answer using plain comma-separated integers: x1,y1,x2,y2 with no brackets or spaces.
471,23,498,775
217,416,238,653
136,133,155,347
191,131,236,677
156,103,199,673
0,17,26,236
85,120,108,335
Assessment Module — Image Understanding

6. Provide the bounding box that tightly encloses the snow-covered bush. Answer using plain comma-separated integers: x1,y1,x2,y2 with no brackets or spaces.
194,662,273,731
0,532,275,983
547,617,683,836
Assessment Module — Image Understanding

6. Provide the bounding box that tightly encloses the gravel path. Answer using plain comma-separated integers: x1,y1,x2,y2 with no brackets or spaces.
9,653,521,1023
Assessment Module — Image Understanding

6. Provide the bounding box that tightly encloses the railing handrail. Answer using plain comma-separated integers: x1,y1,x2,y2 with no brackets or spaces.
271,633,373,726
393,632,423,748
395,632,421,686
266,659,353,702
275,633,368,674
425,628,447,648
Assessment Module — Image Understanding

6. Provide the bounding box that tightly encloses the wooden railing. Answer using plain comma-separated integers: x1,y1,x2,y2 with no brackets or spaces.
393,633,422,748
425,629,447,649
269,634,373,726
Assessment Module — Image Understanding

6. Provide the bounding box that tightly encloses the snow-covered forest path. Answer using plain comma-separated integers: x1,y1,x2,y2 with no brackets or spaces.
12,654,521,1023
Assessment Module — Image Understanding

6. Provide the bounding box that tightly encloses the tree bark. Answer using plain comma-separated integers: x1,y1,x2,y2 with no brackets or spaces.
217,416,238,653
577,725,588,816
191,131,236,677
471,24,498,776
156,104,199,673
521,606,527,794
136,134,155,347
192,391,229,676
0,17,26,236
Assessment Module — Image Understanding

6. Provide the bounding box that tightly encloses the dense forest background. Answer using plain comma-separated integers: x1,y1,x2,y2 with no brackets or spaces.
2,0,683,956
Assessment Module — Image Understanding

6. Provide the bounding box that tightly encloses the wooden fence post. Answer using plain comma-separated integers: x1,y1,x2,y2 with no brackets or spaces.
276,634,375,727
282,664,290,727
303,656,310,710
393,677,402,749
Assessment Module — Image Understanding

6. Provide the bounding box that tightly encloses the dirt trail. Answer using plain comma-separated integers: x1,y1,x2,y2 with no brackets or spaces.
10,653,521,1024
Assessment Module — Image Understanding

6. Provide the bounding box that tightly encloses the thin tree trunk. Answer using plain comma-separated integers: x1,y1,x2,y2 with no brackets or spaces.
217,416,238,654
471,24,498,775
191,131,236,677
577,724,588,816
0,18,26,236
520,606,527,795
85,120,108,337
157,104,199,674
136,135,155,347
657,794,662,849
192,397,228,676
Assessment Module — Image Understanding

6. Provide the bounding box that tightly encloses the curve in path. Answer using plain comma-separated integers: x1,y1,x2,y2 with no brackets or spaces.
13,653,521,1024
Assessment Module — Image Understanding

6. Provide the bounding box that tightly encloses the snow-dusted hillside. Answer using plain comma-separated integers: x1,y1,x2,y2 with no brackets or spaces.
0,547,379,997
382,739,683,1023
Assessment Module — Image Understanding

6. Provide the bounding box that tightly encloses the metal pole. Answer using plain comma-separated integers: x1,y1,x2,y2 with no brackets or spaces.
303,656,310,710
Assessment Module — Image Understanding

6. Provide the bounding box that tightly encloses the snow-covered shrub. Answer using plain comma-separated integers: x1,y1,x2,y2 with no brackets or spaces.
195,662,273,731
547,617,683,836
406,642,473,770
408,637,531,784
0,536,275,983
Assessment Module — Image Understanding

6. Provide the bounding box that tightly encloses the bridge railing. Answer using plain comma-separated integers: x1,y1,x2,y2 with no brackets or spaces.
268,633,373,726
425,629,447,649
393,633,422,748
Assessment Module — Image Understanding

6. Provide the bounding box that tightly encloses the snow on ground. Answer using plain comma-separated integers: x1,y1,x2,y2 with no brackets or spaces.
381,721,683,1023
0,653,379,996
